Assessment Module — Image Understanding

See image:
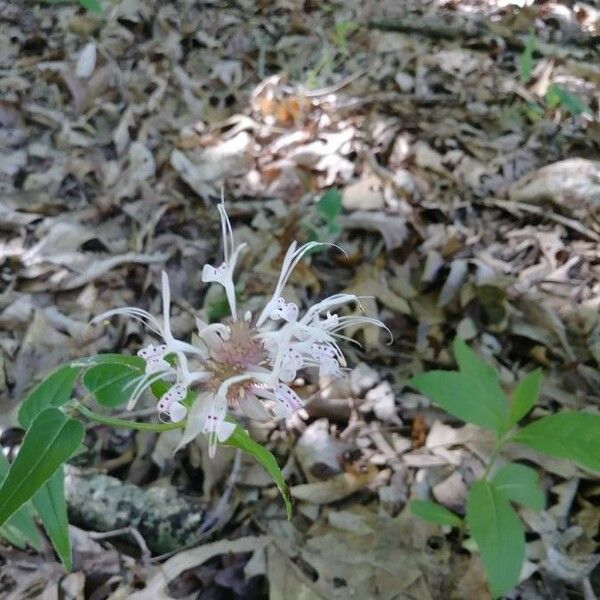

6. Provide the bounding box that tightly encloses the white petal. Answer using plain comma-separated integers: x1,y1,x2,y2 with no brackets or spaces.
256,241,324,327
125,370,173,410
202,397,230,457
319,356,341,377
240,394,270,420
217,420,235,442
157,383,188,413
137,343,166,359
279,347,303,382
279,364,296,382
270,298,299,323
145,356,171,374
269,297,287,320
310,343,336,360
171,383,187,400
169,402,187,422
272,402,292,418
161,270,174,340
76,42,96,79
282,302,299,322
202,263,227,284
274,383,303,413
176,392,212,451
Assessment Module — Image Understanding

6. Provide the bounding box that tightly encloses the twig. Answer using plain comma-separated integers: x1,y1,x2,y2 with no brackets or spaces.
337,91,461,110
476,198,600,242
369,15,470,40
300,68,368,98
369,14,598,52
199,449,242,534
89,526,152,564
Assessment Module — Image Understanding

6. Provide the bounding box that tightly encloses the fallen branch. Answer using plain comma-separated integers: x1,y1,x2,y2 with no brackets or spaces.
369,14,598,54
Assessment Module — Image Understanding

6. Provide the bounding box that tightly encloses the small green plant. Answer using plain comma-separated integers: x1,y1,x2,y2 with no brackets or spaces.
517,31,592,119
306,22,358,89
331,21,359,54
304,187,343,249
306,47,334,89
545,83,592,117
517,29,536,83
408,338,600,598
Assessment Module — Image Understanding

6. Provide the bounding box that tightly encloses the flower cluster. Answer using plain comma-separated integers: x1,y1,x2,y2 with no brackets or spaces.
96,203,388,455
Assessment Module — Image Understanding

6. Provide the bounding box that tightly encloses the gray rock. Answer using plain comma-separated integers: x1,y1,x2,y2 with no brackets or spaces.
65,470,208,554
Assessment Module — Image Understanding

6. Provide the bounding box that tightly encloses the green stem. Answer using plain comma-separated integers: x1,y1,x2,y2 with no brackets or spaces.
74,403,185,432
483,430,515,480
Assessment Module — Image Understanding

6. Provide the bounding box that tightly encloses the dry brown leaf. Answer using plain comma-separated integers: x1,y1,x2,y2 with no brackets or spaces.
290,464,379,504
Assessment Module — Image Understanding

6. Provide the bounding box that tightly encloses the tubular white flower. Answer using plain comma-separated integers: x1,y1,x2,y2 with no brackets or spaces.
157,382,188,422
256,241,324,327
94,271,206,416
250,382,304,417
94,201,390,454
269,297,300,323
196,319,231,348
137,344,169,374
201,395,235,458
279,346,303,382
201,202,246,321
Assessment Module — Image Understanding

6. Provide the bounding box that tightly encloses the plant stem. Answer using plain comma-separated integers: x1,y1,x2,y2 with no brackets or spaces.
74,403,185,432
483,430,515,480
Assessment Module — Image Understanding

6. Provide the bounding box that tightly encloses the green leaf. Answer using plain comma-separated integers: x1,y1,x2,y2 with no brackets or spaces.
513,412,600,472
410,499,462,527
327,221,341,236
522,102,545,122
317,188,342,222
545,84,561,109
467,480,525,598
33,469,72,570
509,369,542,426
225,425,292,519
83,361,145,408
453,338,494,381
409,371,508,434
206,284,245,323
546,84,592,116
18,364,81,429
491,463,545,510
78,0,102,13
81,353,144,367
518,29,536,82
453,339,508,419
0,408,84,528
410,338,509,433
207,293,233,323
0,522,33,549
0,454,42,551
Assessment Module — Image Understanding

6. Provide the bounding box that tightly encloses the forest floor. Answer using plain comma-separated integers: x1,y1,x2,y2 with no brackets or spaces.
1,0,600,598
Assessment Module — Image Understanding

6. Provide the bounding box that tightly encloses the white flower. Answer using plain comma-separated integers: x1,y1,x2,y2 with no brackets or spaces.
201,202,246,321
93,271,209,413
96,200,390,457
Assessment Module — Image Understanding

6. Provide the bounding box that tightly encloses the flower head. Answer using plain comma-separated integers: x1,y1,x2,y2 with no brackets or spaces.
96,201,389,456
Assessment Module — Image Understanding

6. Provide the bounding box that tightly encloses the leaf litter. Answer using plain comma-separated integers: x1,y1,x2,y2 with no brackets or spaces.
0,0,599,598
